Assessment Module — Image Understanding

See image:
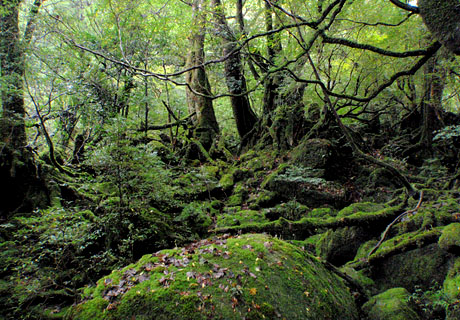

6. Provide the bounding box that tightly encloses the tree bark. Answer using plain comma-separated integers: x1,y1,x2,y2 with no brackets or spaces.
418,0,460,55
0,0,27,149
186,0,219,150
0,0,48,219
211,0,258,139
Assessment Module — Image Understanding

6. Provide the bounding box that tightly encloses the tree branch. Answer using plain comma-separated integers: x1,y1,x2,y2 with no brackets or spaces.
321,33,433,58
388,0,420,13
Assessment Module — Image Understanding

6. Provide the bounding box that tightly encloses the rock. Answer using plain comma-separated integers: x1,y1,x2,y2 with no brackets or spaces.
261,165,345,208
443,257,460,301
439,223,460,254
316,227,368,266
362,287,421,320
372,243,454,292
67,234,359,320
290,138,333,169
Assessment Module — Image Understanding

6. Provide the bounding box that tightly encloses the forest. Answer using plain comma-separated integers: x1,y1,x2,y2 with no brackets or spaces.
1,0,460,319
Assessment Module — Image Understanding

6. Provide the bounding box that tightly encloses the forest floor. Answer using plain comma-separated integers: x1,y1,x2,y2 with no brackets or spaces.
2,130,460,319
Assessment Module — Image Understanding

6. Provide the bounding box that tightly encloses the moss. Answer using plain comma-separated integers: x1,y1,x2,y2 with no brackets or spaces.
219,173,234,190
354,240,378,260
372,242,453,292
362,287,421,320
248,190,277,209
340,266,375,293
443,257,460,301
226,183,248,207
199,165,220,180
68,234,359,320
290,138,333,169
216,210,268,228
439,223,460,254
175,202,214,235
260,164,345,208
294,233,324,253
307,207,335,218
316,227,367,265
337,202,386,218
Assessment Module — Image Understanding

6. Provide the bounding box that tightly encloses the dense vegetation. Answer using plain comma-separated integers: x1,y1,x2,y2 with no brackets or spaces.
1,0,460,319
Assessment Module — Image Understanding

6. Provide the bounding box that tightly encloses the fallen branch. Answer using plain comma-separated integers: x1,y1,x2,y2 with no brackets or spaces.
367,190,424,259
139,112,195,131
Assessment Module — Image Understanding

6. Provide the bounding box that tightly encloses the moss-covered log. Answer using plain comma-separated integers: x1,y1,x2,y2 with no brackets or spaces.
213,203,405,240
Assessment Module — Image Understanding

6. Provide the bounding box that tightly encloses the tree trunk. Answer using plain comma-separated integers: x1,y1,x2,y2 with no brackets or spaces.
186,0,219,150
418,0,460,55
211,0,258,139
0,0,48,219
1,0,27,149
262,0,282,116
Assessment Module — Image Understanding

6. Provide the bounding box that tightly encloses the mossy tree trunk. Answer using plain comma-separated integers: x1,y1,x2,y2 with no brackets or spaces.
418,0,460,55
0,0,47,219
420,53,447,149
262,1,282,117
211,0,258,140
185,0,219,150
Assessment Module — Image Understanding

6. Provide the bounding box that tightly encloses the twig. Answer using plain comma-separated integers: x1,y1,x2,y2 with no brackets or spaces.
367,190,424,259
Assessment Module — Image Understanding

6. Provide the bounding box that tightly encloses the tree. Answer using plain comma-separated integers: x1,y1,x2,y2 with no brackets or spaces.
186,0,219,150
211,0,258,140
0,0,47,218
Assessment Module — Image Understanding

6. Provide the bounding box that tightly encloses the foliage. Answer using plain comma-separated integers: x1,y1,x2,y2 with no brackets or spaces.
408,284,451,320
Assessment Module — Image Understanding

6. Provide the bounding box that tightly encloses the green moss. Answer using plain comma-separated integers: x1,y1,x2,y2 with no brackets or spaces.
354,240,378,260
260,164,345,208
307,207,335,218
290,138,332,169
248,190,277,209
362,287,421,320
340,266,375,292
199,165,220,180
216,210,268,228
337,202,386,218
439,223,460,253
219,173,234,190
174,202,214,235
443,257,460,301
316,227,366,265
68,234,359,320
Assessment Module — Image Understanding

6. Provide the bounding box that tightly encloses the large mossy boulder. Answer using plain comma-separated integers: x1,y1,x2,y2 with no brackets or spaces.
371,240,454,292
67,234,359,320
362,287,421,320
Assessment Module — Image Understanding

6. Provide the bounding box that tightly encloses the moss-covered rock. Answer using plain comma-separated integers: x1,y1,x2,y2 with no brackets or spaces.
439,223,460,254
290,138,333,169
218,173,234,190
337,202,386,218
362,287,421,320
67,234,359,320
443,257,460,301
261,165,345,208
372,242,454,292
316,227,368,265
216,210,268,228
